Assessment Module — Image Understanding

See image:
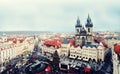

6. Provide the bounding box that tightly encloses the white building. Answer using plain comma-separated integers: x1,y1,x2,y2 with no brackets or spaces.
69,43,106,62
68,15,107,62
113,43,120,74
40,15,107,62
113,51,120,74
0,35,35,72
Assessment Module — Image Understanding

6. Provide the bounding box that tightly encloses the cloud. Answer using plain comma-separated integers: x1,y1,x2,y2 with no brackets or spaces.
0,0,120,32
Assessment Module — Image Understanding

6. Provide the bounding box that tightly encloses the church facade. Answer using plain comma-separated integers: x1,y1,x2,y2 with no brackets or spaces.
75,14,93,46
40,14,108,62
69,15,107,62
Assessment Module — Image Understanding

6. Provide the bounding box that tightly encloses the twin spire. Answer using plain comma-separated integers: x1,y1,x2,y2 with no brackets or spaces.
76,14,93,27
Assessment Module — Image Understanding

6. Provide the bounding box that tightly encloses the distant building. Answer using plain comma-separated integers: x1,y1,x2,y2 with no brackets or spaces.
0,33,7,43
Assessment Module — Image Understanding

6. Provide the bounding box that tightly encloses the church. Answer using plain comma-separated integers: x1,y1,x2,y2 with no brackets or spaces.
68,14,107,62
40,14,108,62
75,14,93,46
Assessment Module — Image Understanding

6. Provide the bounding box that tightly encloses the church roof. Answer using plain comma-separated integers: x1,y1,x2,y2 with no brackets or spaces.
75,17,82,27
84,43,99,48
85,14,93,27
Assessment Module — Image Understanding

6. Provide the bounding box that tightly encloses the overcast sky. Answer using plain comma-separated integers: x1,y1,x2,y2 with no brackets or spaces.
0,0,120,32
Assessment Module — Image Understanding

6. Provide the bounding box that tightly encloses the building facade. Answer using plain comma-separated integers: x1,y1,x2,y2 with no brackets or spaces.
69,43,106,61
69,15,107,62
113,43,120,74
41,15,107,62
75,15,93,46
0,35,35,72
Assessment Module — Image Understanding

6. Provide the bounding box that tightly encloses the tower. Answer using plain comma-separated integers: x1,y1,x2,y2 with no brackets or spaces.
75,17,82,34
75,17,86,46
85,14,93,43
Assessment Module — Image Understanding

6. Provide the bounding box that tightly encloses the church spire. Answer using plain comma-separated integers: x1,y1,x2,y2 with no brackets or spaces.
77,16,80,24
87,14,91,23
85,14,93,27
76,16,82,27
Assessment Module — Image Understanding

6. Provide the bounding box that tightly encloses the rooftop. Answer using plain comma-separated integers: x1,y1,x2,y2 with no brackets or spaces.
0,43,13,49
84,43,99,48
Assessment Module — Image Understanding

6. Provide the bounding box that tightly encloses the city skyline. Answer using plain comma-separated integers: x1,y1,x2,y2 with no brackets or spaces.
0,0,120,32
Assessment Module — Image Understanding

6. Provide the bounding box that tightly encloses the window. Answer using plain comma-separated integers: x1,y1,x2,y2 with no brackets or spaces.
88,28,90,32
77,29,79,33
61,64,68,69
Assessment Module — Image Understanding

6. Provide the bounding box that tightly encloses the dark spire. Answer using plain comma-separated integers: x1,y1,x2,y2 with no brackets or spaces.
85,14,93,27
76,16,82,27
77,16,80,24
87,14,91,23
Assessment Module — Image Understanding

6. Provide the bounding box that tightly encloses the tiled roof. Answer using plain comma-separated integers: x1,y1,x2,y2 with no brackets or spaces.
84,43,99,48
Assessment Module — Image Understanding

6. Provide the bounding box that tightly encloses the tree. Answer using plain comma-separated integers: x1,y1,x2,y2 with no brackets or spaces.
52,50,60,72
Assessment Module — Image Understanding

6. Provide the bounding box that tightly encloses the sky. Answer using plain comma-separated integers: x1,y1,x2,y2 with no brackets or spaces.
0,0,120,32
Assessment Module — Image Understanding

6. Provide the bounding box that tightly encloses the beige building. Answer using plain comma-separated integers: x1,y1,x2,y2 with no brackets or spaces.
113,50,120,74
0,36,35,72
104,38,120,48
59,44,69,56
112,42,120,74
0,43,16,71
41,41,106,62
69,43,106,62
41,15,108,62
68,15,107,62
40,43,69,58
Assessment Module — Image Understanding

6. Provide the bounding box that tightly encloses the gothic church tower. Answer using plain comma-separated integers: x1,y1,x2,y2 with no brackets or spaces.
85,14,93,43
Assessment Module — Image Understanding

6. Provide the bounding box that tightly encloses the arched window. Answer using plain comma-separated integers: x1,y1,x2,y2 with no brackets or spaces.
82,37,85,46
88,28,90,32
77,29,79,33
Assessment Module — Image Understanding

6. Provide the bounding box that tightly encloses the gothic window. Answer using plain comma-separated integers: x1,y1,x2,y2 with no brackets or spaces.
88,28,90,32
77,29,79,33
82,37,85,46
